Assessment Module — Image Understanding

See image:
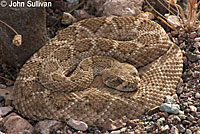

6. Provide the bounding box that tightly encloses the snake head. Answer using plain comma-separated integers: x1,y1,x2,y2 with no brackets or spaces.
102,62,140,92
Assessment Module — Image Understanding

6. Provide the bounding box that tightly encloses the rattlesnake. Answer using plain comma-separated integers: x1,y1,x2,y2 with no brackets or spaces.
13,16,183,126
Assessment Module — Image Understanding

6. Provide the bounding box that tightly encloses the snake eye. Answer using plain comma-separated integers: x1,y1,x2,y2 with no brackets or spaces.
110,77,123,87
130,72,137,76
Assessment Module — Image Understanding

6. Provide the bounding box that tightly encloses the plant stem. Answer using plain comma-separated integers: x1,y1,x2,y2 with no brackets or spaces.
0,19,18,35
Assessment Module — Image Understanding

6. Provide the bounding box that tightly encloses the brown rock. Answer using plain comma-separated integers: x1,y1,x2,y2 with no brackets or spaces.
86,0,107,14
103,116,127,131
128,119,139,128
97,0,144,17
52,0,67,11
76,10,94,21
0,0,47,68
34,120,59,134
190,32,197,38
61,12,77,25
86,0,144,17
3,113,33,134
195,92,200,99
192,71,200,78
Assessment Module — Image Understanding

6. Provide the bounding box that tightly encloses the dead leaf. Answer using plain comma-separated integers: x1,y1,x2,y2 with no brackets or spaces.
13,34,22,46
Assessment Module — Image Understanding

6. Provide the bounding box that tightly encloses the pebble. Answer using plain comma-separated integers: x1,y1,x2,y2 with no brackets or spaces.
198,119,200,125
157,117,165,126
168,115,181,124
159,103,180,114
176,87,184,94
179,110,185,115
103,117,127,131
18,130,31,134
152,114,160,121
179,114,186,120
187,114,195,122
193,71,200,78
61,12,76,25
110,130,120,134
185,129,192,134
67,118,88,131
158,112,168,118
0,84,6,89
190,31,197,38
75,9,94,20
189,105,197,112
128,119,139,128
165,95,176,104
196,130,200,134
195,92,200,99
186,51,200,62
160,125,170,132
194,41,200,47
182,120,191,125
196,112,200,118
177,124,186,133
145,125,154,133
167,15,181,28
171,126,179,134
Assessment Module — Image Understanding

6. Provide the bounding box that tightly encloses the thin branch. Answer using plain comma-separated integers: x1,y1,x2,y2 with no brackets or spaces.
159,0,178,15
145,0,166,20
68,0,85,13
0,19,18,35
0,76,14,84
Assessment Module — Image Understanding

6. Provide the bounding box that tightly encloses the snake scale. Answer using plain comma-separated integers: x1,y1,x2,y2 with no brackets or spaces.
13,17,183,126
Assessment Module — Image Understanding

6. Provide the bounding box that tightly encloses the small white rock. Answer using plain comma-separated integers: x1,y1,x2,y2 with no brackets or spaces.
161,125,169,132
167,15,181,28
194,38,200,42
67,118,88,131
171,126,179,134
157,117,165,126
165,95,176,104
189,105,197,112
110,130,120,134
195,92,200,99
